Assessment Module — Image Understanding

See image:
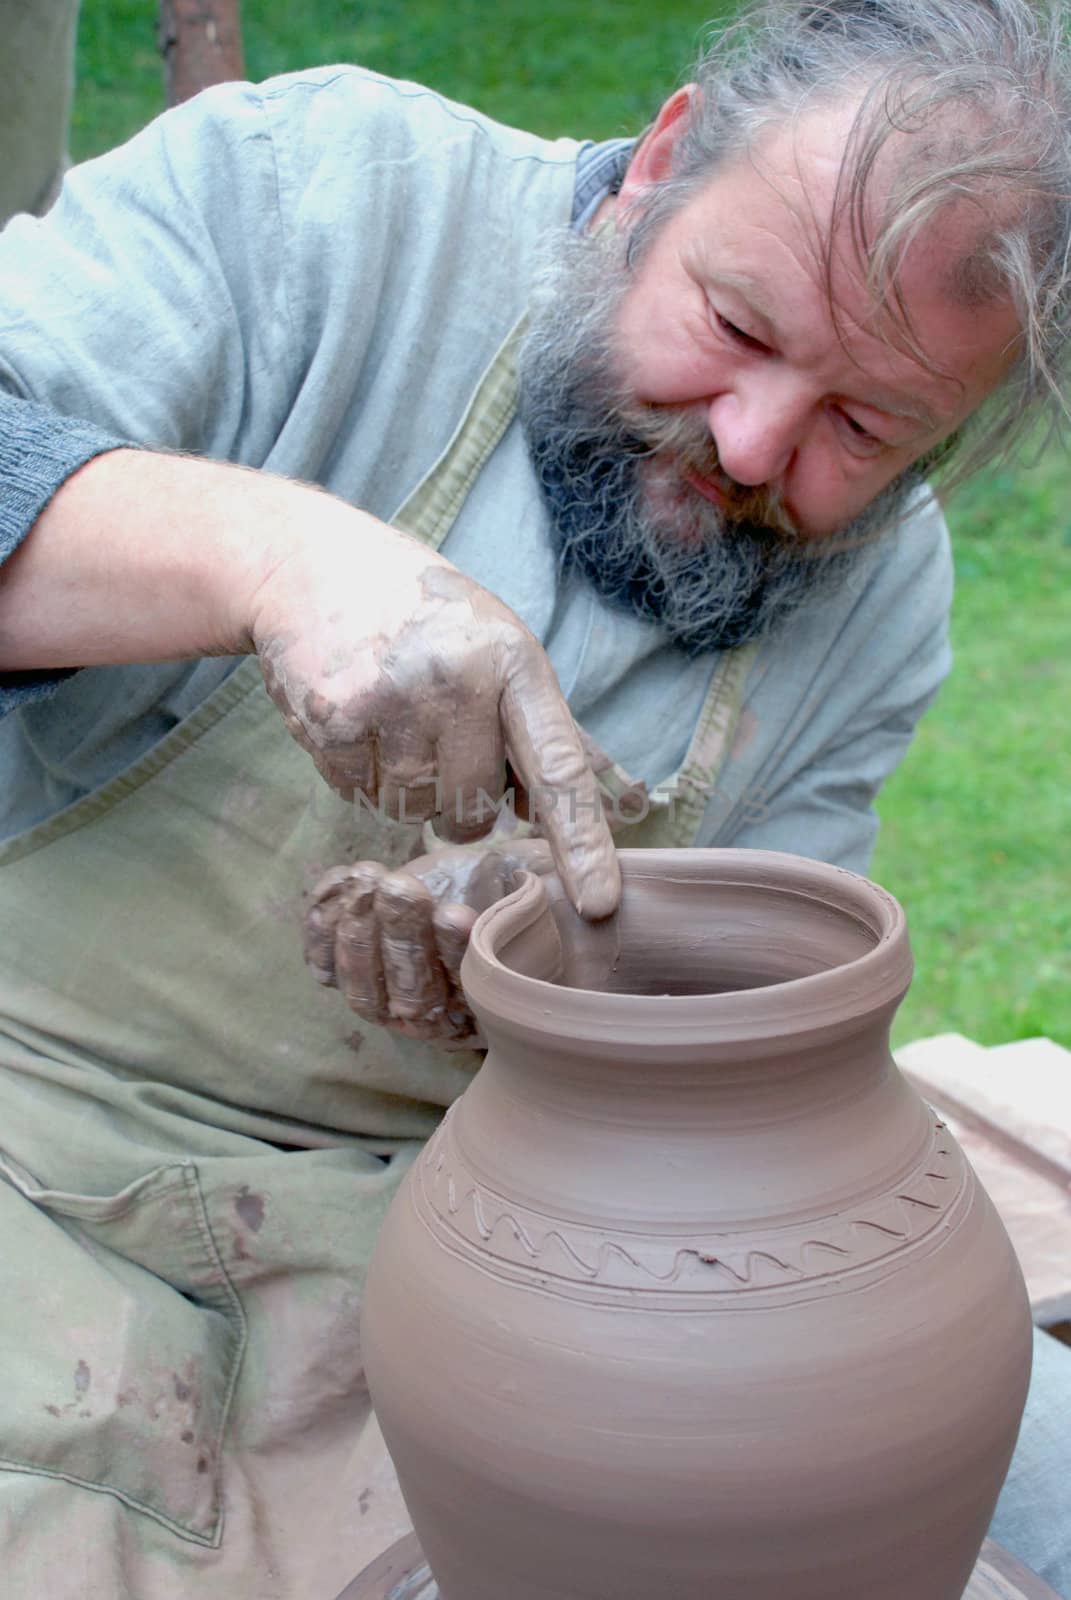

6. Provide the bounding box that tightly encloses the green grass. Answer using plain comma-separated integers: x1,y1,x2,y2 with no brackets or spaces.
71,1,1071,1049
872,454,1071,1048
72,0,716,160
72,0,164,160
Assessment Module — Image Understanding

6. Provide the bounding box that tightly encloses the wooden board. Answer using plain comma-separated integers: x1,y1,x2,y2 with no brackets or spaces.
970,1540,1065,1600
336,1535,1062,1600
897,1033,1071,1326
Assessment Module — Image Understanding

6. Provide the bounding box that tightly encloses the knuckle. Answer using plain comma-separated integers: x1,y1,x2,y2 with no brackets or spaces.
308,864,358,905
376,872,433,928
343,863,386,916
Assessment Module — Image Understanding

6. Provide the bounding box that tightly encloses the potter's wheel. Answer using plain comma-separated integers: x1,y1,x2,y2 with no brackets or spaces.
334,1533,1062,1600
335,1534,434,1599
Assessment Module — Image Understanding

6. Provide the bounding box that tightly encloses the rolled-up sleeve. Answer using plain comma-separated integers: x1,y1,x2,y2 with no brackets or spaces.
0,391,131,714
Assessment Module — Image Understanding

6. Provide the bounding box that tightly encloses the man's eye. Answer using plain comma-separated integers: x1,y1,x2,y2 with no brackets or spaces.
713,310,765,351
838,411,882,450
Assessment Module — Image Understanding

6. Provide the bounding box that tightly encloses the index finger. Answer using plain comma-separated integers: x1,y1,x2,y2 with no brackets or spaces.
499,645,621,920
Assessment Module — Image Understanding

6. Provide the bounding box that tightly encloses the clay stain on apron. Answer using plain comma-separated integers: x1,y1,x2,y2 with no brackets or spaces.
234,1186,266,1233
44,1358,93,1419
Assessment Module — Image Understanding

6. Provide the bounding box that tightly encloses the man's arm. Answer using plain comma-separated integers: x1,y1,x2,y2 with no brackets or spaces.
0,445,621,916
0,449,319,670
715,683,947,875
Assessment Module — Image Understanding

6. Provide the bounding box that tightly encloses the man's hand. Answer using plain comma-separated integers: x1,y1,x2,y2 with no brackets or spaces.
304,837,553,1044
247,500,620,919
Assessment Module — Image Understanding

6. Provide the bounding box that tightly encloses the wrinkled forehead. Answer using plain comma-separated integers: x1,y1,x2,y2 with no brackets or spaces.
737,93,1022,364
751,89,1020,302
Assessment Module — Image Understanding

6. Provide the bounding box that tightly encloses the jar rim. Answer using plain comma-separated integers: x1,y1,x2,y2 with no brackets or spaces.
461,848,912,1049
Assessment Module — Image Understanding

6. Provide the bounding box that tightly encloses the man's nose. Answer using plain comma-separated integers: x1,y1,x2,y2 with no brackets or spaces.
707,383,807,488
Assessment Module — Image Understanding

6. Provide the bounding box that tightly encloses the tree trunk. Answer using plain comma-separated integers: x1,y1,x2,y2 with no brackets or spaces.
158,0,244,108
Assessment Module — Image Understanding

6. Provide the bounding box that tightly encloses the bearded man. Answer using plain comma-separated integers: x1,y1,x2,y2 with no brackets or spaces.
0,0,1068,1594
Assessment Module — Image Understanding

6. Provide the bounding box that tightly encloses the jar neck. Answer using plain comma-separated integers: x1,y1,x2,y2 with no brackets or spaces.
479,1001,898,1124
457,1004,925,1234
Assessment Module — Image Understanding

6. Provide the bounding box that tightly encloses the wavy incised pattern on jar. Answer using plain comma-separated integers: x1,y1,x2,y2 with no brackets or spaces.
411,1113,972,1306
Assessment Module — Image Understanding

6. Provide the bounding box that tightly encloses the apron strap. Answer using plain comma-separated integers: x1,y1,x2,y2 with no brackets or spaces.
391,315,528,550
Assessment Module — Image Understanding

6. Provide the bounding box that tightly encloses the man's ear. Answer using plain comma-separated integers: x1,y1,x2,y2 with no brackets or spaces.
616,84,698,215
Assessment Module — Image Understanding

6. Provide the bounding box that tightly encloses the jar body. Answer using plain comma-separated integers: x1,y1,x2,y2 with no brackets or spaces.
362,851,1032,1600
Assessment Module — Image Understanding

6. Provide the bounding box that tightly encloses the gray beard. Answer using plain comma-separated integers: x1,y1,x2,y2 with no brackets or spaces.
518,222,922,655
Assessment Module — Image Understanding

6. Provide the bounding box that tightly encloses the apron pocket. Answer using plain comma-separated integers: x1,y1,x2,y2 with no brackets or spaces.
0,1156,246,1546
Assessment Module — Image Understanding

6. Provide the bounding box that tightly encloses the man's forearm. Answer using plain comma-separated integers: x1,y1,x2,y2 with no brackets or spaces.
0,447,357,670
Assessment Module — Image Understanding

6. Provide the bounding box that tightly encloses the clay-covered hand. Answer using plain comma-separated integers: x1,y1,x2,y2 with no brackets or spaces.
249,509,619,920
304,837,554,1044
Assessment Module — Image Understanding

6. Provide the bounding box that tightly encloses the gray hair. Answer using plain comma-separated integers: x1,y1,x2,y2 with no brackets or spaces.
628,0,1071,483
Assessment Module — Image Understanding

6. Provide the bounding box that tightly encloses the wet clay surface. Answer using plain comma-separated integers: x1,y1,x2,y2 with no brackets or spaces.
509,857,880,995
362,850,1034,1600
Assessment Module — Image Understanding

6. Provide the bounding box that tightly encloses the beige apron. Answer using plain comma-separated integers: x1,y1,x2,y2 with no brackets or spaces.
0,323,751,1598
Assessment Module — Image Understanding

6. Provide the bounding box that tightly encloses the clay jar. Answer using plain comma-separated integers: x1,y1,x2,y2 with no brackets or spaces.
361,849,1033,1600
